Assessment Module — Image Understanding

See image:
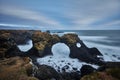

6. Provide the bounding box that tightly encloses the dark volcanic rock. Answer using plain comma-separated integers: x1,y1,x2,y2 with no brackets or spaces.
32,31,60,57
0,30,32,45
34,65,61,80
9,30,32,45
80,65,96,77
61,34,104,65
0,32,22,58
61,72,81,80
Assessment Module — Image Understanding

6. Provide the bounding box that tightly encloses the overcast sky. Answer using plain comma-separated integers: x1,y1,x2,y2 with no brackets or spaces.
0,0,120,30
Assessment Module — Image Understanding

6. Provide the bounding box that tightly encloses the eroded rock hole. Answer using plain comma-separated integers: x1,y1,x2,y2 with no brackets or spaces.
76,43,81,48
51,42,70,57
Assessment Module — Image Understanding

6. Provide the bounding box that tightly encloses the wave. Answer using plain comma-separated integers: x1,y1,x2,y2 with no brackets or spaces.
51,32,76,37
79,36,114,43
83,41,120,62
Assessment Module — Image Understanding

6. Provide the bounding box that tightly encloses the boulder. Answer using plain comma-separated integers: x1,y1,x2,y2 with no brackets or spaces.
34,65,61,80
80,65,96,77
0,56,38,80
61,72,80,80
0,32,21,58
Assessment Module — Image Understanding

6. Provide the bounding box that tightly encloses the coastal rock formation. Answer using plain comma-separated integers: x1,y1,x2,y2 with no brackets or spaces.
0,56,38,80
0,30,32,44
0,30,33,58
0,32,21,58
9,30,32,44
61,34,103,65
32,31,104,65
0,30,120,80
34,65,81,80
32,31,60,57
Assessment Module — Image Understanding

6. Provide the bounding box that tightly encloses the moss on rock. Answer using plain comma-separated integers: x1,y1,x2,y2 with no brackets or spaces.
0,57,38,80
61,34,80,45
81,68,120,80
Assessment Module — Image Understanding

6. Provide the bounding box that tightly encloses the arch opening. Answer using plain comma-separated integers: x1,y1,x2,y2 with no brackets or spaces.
51,42,70,58
76,43,81,48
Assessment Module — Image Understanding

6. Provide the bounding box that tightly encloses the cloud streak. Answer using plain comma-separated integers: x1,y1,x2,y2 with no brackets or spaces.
0,5,62,27
62,0,120,29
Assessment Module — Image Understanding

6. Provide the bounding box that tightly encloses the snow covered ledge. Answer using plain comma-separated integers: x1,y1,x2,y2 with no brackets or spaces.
17,40,33,52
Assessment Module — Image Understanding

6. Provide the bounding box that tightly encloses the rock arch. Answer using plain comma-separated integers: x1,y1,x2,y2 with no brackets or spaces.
31,31,104,65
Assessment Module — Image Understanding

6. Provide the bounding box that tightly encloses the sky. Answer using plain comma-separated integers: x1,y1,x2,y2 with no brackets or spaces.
0,0,120,30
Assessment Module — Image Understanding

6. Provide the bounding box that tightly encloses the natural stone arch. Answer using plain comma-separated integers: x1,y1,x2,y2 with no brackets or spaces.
32,31,104,65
